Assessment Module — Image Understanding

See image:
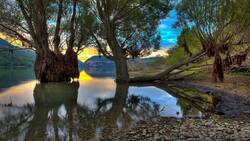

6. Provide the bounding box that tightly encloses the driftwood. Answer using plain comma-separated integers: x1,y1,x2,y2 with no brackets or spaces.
167,64,212,78
129,51,206,82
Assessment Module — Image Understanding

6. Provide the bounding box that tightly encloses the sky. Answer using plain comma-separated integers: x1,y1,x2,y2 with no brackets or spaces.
158,10,181,48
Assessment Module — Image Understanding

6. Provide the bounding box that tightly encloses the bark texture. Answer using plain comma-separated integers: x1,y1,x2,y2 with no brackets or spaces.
113,51,129,82
34,51,79,82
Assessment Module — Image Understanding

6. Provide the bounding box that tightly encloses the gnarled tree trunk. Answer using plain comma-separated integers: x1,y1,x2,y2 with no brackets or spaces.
34,51,79,82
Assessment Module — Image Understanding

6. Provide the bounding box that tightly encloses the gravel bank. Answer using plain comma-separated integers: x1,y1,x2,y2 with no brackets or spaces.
102,117,250,141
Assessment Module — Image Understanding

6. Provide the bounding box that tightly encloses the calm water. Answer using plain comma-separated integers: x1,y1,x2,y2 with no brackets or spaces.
0,68,214,141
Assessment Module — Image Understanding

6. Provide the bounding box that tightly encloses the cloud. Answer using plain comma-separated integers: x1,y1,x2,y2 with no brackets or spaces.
159,24,168,29
158,10,181,48
167,39,177,43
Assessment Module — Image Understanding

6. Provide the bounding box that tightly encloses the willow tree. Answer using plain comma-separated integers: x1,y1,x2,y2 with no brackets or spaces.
79,0,170,82
0,0,87,82
175,0,250,82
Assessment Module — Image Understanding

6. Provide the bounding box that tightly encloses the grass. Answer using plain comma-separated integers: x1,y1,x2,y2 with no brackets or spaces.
231,71,250,76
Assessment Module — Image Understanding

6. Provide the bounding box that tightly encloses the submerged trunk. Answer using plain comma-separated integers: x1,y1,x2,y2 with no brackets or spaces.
34,51,79,82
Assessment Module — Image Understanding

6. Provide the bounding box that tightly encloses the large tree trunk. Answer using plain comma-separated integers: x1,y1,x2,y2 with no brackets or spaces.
34,51,79,82
108,35,129,82
113,53,129,82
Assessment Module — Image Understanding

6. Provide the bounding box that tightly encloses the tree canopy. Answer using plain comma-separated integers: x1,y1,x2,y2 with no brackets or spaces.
79,0,170,59
79,0,171,81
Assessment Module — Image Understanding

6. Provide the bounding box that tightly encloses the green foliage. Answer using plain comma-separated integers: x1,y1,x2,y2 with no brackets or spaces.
165,47,187,66
175,0,250,47
177,28,202,55
165,28,203,66
231,71,250,76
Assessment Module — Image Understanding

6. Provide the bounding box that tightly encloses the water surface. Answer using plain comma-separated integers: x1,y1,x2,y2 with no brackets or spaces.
0,68,213,141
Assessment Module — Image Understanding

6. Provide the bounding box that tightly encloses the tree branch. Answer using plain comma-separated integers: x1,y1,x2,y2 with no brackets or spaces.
0,23,32,47
129,51,206,82
92,33,114,60
53,0,63,55
67,0,77,53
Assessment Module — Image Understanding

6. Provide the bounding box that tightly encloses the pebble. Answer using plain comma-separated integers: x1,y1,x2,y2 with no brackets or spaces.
101,117,250,141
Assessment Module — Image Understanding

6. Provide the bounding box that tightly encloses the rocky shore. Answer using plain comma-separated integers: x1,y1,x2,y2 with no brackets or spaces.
101,75,250,141
102,117,250,141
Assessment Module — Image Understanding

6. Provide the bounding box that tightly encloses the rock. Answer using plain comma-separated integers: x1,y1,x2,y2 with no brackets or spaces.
142,129,147,136
243,110,250,114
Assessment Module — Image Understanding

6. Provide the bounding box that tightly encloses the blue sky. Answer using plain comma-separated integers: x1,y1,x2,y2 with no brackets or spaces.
159,10,181,48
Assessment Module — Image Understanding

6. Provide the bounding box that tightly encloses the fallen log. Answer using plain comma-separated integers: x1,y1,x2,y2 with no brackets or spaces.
129,51,206,82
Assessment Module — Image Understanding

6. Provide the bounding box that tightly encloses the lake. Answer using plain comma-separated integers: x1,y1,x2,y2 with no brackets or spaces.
0,68,214,141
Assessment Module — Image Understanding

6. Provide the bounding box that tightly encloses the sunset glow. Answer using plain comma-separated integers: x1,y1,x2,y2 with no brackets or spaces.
78,47,99,62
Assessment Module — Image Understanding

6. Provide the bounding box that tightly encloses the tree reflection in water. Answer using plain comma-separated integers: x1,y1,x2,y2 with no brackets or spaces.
0,82,214,141
0,82,164,141
132,83,214,118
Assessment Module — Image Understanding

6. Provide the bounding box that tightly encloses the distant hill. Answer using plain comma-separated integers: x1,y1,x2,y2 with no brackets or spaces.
0,39,36,67
0,39,13,47
83,56,115,77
